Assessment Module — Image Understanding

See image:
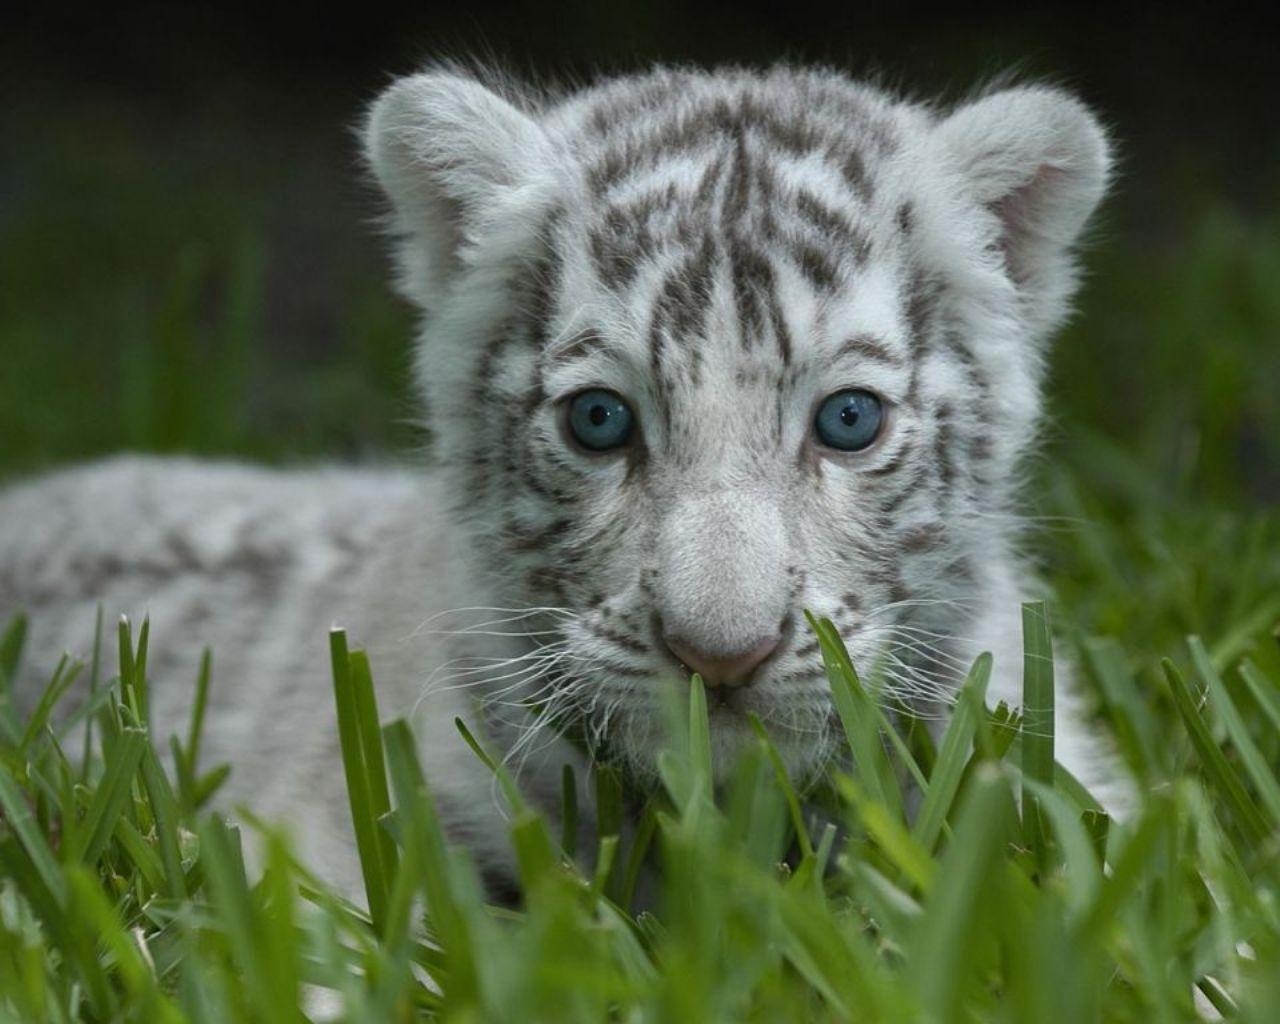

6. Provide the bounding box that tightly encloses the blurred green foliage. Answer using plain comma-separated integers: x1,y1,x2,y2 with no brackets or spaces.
1053,204,1280,505
0,114,416,475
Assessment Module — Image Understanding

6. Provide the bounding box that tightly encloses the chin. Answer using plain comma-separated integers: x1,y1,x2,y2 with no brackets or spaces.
727,686,837,778
606,687,833,790
706,703,763,780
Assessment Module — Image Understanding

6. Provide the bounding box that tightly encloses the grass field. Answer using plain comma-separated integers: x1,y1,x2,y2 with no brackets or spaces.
2,587,1279,1020
1,147,1279,1019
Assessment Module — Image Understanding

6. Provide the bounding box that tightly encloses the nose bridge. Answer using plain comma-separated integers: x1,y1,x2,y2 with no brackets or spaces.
655,488,791,655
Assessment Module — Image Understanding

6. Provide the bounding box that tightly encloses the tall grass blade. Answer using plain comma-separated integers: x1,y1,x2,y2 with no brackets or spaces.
1238,658,1280,736
0,612,27,687
1189,636,1280,825
67,726,146,866
329,627,391,934
807,612,898,816
913,652,992,852
1021,601,1056,872
913,764,1013,1020
1162,659,1269,842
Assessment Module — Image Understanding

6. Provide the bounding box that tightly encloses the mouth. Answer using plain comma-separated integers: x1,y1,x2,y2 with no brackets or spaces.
705,685,749,715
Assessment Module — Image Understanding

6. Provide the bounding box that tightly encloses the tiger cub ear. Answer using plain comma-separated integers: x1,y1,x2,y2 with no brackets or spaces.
364,70,555,310
934,85,1112,326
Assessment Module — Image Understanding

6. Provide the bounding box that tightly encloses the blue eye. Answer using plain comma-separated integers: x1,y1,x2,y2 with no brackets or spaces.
566,389,635,452
814,389,885,452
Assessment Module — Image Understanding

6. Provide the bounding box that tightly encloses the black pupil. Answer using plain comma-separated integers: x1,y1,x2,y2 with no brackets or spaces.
588,404,609,427
840,404,859,427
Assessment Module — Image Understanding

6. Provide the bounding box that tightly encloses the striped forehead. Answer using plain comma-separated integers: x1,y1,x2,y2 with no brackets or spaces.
577,101,890,297
531,83,922,401
541,258,915,418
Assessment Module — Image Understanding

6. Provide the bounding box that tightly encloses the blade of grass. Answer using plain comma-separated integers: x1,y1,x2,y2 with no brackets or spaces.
1078,798,1171,941
18,655,80,752
198,817,280,1019
113,815,169,893
330,627,390,934
0,761,66,904
913,764,1015,1021
1021,779,1104,920
139,745,188,898
807,612,898,817
1021,601,1056,873
913,652,992,852
836,773,935,893
117,615,151,730
1238,658,1280,736
12,848,113,1018
510,809,559,895
616,799,658,911
0,612,27,686
1162,659,1268,842
1083,637,1156,771
595,762,623,841
349,648,399,909
1189,636,1280,826
82,604,103,783
687,674,713,800
258,833,302,1024
66,726,146,866
748,713,813,861
560,763,578,860
185,648,213,776
192,764,232,809
65,865,184,1021
383,718,479,998
453,715,525,815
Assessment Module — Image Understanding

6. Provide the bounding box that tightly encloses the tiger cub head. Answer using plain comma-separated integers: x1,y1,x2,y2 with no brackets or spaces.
364,65,1110,778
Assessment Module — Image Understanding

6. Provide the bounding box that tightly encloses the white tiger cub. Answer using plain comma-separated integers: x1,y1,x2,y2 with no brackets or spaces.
0,65,1128,897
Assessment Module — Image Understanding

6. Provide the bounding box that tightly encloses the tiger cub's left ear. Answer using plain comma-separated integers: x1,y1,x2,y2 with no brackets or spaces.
935,86,1112,309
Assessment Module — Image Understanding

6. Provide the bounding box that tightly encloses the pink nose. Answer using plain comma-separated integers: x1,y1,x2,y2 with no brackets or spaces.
664,634,781,688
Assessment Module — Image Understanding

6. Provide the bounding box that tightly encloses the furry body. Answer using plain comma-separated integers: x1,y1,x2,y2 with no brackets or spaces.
1,65,1126,895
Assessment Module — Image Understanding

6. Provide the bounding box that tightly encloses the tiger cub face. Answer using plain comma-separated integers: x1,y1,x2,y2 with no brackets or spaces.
365,65,1109,778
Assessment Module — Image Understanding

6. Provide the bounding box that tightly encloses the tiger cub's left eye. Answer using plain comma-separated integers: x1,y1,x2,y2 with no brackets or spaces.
566,389,635,452
814,389,885,452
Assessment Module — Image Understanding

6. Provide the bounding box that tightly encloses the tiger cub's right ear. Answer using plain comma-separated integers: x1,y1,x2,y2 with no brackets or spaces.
363,71,553,310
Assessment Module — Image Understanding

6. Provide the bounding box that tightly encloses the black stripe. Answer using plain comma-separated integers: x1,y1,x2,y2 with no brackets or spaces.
896,201,915,236
587,93,876,207
905,270,942,357
835,333,900,364
791,240,839,292
764,266,794,364
794,189,871,264
899,522,947,553
722,133,753,227
835,147,873,199
933,404,956,492
729,238,791,362
504,516,574,552
648,245,715,376
547,329,606,367
881,467,926,514
866,441,913,477
594,624,649,655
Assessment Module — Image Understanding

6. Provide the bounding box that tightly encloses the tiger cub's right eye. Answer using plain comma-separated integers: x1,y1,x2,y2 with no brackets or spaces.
565,389,635,452
814,389,885,452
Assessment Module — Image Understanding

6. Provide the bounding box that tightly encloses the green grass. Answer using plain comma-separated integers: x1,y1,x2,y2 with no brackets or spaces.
1,575,1279,1021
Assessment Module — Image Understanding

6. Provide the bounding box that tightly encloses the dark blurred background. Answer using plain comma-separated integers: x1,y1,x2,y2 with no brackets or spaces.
2,1,1277,518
